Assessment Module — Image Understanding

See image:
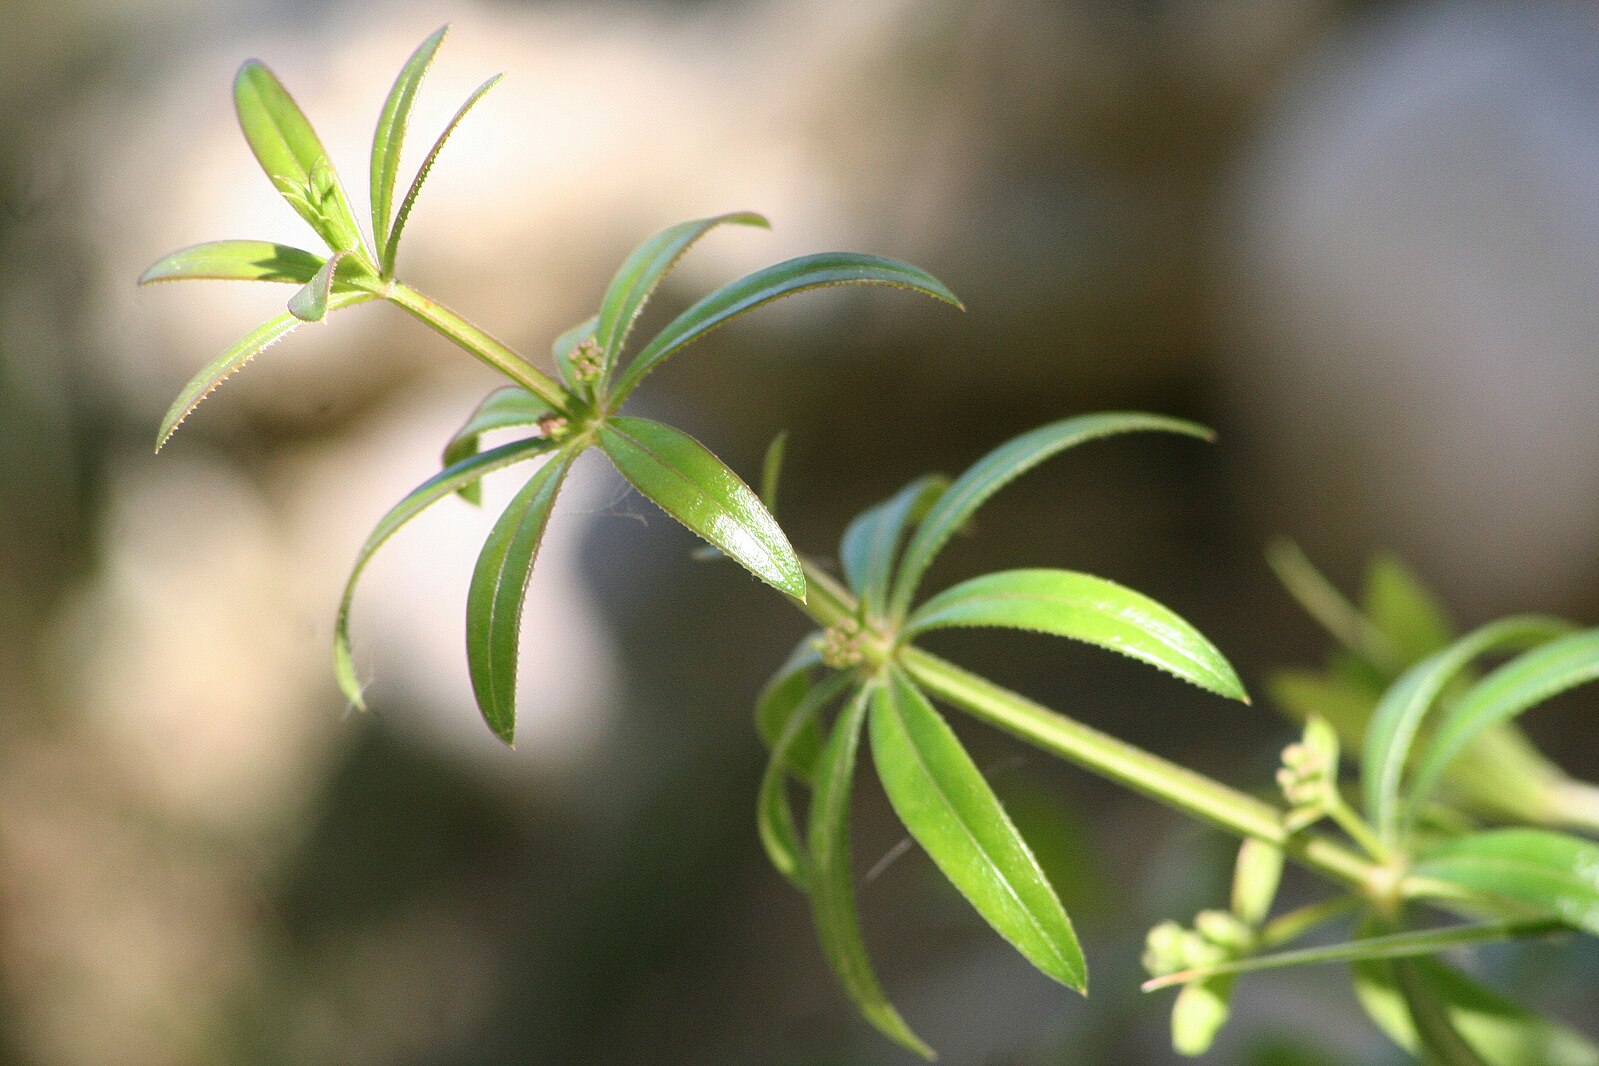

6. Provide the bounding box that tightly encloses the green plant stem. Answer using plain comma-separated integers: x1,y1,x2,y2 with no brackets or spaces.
799,560,1375,892
387,282,569,409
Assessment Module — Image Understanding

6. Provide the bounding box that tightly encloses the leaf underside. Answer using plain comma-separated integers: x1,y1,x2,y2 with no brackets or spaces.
466,448,577,745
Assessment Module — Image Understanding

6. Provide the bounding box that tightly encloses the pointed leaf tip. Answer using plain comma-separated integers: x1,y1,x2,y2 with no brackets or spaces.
598,417,805,598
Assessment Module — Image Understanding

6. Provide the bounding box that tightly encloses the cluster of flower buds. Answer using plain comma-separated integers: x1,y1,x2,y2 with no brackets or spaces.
1278,715,1340,832
568,337,604,383
1143,910,1253,980
817,620,866,669
535,414,570,441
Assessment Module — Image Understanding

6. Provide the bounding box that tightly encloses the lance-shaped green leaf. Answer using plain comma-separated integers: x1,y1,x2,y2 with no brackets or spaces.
551,315,599,395
1267,539,1398,672
841,476,948,621
1407,629,1599,825
371,25,447,259
755,639,826,780
906,569,1246,701
441,387,555,505
1143,918,1565,991
1363,617,1573,841
889,414,1212,621
155,291,376,451
809,685,933,1059
1365,552,1456,664
234,61,365,254
598,416,804,599
869,667,1087,991
138,240,325,285
384,73,502,275
334,436,556,708
1396,962,1496,1066
1355,953,1599,1066
466,449,577,745
610,252,961,405
595,212,770,374
759,670,853,890
1413,829,1599,936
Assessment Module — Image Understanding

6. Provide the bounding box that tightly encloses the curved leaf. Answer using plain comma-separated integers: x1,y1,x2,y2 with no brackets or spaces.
333,436,556,707
610,252,961,405
233,60,365,253
754,638,825,780
905,568,1246,701
1364,552,1456,664
1414,829,1599,936
138,240,324,285
889,413,1213,621
869,667,1087,991
840,476,948,622
809,685,933,1059
466,449,577,745
758,670,853,890
371,26,448,259
759,430,787,511
1407,629,1599,825
1362,617,1573,841
383,73,501,274
441,387,555,505
595,212,769,375
597,416,803,598
1355,953,1599,1066
155,291,376,451
1396,961,1496,1066
287,250,351,322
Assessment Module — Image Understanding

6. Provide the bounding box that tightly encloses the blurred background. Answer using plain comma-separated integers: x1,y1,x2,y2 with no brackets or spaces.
3,0,1598,1063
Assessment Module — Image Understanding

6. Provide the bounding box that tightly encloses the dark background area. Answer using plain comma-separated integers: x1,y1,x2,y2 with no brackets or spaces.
3,1,1598,1063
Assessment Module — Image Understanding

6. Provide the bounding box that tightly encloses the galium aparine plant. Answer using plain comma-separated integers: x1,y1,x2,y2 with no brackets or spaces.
144,26,1599,1063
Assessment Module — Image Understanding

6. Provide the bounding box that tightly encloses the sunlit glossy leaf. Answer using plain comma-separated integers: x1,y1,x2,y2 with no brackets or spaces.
840,476,947,621
383,73,501,274
595,212,769,374
869,667,1087,991
287,249,350,322
1362,617,1573,841
441,387,554,505
155,291,377,451
466,449,576,745
809,685,933,1059
371,26,447,260
890,413,1212,621
233,60,365,253
333,436,556,707
610,252,961,404
754,639,826,780
907,569,1245,701
1414,829,1599,936
1365,552,1456,664
598,416,804,598
1407,629,1599,825
138,240,324,285
758,670,852,890
1354,953,1599,1066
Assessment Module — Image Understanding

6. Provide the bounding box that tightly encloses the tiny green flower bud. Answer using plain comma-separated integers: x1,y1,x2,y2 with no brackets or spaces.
537,414,570,441
570,337,603,382
1194,909,1251,952
1143,920,1188,977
